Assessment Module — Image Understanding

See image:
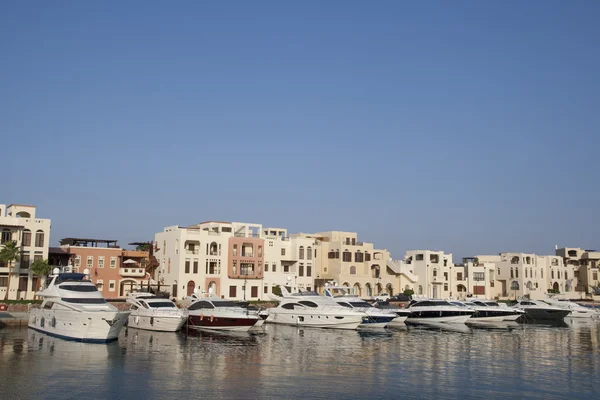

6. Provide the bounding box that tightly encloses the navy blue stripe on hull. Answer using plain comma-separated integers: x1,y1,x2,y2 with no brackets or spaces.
28,326,118,344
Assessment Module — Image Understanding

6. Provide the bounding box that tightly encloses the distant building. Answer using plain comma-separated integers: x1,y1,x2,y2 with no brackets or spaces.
0,204,51,300
49,238,151,298
402,250,454,299
556,247,600,293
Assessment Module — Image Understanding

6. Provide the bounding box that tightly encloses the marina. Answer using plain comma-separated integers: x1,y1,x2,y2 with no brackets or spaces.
1,319,600,400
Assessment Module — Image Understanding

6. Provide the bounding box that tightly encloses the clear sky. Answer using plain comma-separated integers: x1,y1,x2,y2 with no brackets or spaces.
2,1,599,259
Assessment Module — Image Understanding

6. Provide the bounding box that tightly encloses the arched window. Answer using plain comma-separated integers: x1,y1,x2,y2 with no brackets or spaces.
551,270,554,279
349,266,356,274
418,285,423,295
335,249,340,259
306,246,312,260
558,270,561,279
525,269,528,278
526,281,533,290
1,228,12,244
328,250,335,259
35,230,44,247
515,268,519,278
299,246,304,260
365,283,372,297
510,268,514,278
510,281,520,291
541,269,544,279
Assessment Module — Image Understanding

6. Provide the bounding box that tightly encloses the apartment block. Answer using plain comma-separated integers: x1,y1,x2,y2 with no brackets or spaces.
556,247,600,293
0,204,51,300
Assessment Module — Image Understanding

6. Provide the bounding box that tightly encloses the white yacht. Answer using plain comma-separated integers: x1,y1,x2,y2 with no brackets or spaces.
28,269,129,343
266,287,367,330
126,293,187,332
324,286,407,328
450,300,524,322
513,299,571,322
406,299,475,325
540,298,599,319
186,294,261,332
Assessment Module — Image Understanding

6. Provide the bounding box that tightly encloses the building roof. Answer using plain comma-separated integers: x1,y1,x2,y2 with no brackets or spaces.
49,247,72,255
0,223,25,228
7,204,36,208
196,220,232,225
60,238,119,247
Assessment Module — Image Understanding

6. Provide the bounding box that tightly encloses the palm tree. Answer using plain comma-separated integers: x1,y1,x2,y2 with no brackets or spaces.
0,240,20,300
30,259,51,292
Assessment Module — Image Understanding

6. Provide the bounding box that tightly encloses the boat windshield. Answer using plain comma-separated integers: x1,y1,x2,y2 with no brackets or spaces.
56,273,88,284
213,301,238,307
292,291,319,296
349,301,372,308
148,301,177,308
449,302,466,307
411,300,450,307
59,285,98,292
61,298,107,304
484,302,500,307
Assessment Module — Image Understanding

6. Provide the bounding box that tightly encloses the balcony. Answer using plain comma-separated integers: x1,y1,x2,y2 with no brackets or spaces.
120,268,146,277
186,249,200,255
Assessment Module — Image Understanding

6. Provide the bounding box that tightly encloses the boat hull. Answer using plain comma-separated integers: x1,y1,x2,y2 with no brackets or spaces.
407,314,472,325
28,309,129,343
523,308,571,321
266,312,363,330
187,314,259,332
127,313,187,332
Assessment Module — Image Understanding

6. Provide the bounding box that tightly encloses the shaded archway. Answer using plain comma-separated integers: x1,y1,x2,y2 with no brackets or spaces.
119,279,139,297
207,281,217,296
386,283,393,296
353,283,361,296
187,280,196,296
553,282,559,292
342,282,350,288
457,284,467,293
375,283,383,295
364,283,373,297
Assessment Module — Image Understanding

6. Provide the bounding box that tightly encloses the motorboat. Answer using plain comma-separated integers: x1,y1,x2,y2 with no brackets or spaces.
405,299,475,325
324,286,407,328
450,300,524,322
126,292,187,332
186,294,261,332
513,299,571,322
28,268,129,343
266,287,367,330
540,297,599,319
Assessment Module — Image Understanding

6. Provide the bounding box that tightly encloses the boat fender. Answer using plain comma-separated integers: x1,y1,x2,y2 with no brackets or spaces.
51,316,56,328
199,314,204,321
150,317,154,326
135,316,139,325
210,315,214,322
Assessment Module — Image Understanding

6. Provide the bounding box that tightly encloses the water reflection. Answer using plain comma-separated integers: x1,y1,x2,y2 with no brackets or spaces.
0,321,599,400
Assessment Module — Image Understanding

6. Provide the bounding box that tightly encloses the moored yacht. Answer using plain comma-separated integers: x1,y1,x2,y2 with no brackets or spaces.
406,299,475,325
513,299,571,322
127,293,187,332
541,298,599,319
267,287,367,330
28,269,129,343
450,300,524,322
324,286,406,328
186,294,260,332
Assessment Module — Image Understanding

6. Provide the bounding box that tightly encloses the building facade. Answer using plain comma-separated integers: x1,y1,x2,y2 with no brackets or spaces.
556,247,600,293
49,238,151,298
0,204,51,300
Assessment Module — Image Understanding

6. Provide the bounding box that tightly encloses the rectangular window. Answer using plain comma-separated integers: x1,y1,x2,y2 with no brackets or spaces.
21,253,31,269
433,269,437,277
193,260,198,274
444,272,448,281
307,265,312,277
251,286,258,297
75,256,81,267
457,272,463,280
265,263,268,272
0,230,11,244
416,254,424,261
229,286,237,298
109,280,115,291
110,257,117,268
96,279,103,290
87,256,93,268
444,283,448,291
98,256,105,268
473,272,485,281
284,265,289,273
272,263,276,273
34,253,42,262
185,259,190,274
22,231,31,247
233,245,238,256
593,272,598,281
264,285,268,294
281,248,285,256
299,264,304,277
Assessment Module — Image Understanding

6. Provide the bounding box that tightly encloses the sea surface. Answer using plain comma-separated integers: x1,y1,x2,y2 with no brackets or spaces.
1,320,599,400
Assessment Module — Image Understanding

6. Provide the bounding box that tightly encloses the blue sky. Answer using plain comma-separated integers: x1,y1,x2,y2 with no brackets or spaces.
1,1,599,259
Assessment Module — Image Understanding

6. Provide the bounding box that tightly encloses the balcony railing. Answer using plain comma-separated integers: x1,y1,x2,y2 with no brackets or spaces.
120,268,145,277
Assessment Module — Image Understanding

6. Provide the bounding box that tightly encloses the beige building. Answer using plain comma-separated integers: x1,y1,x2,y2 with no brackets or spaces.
0,204,51,300
401,250,454,299
555,247,600,294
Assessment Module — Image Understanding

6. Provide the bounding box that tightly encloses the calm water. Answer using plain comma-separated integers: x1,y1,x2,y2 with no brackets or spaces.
1,320,599,400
